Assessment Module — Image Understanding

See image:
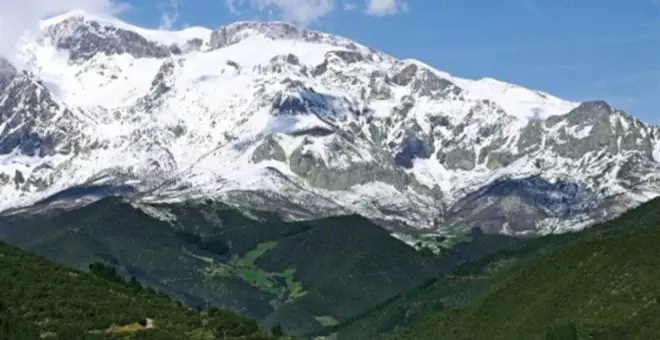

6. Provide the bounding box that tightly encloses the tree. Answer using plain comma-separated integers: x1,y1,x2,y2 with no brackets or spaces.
128,275,142,292
545,323,578,340
88,263,123,284
271,323,283,337
0,301,40,340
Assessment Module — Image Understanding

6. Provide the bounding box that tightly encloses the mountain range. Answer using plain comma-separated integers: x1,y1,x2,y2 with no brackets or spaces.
2,10,659,238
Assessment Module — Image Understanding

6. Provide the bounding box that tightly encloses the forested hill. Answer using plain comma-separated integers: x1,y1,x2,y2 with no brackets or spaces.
0,241,286,340
387,197,660,339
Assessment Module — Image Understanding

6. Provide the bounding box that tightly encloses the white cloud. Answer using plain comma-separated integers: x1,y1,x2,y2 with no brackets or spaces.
365,0,408,17
158,0,180,30
0,0,126,65
226,0,408,25
227,0,334,26
343,1,357,11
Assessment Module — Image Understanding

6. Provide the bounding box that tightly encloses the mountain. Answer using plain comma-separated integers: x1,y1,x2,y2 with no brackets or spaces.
321,197,660,339
0,239,281,339
0,196,423,334
0,10,655,235
387,197,660,340
0,194,522,334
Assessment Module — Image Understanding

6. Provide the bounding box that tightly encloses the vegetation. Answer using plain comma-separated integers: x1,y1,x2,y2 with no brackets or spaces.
206,242,307,302
387,197,660,339
392,232,474,255
0,241,284,339
0,197,451,334
13,192,647,338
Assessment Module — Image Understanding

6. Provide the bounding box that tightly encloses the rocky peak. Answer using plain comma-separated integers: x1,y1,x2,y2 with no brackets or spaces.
0,71,79,157
209,21,365,51
389,61,463,99
43,15,176,62
0,13,656,235
558,100,613,125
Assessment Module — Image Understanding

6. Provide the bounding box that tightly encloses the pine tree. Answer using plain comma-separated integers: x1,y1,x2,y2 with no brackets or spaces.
272,323,284,337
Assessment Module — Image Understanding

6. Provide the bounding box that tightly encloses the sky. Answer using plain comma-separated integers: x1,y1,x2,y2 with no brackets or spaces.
1,0,659,123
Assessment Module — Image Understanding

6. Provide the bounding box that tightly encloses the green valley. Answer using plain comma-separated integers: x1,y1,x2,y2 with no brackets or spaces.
205,241,307,303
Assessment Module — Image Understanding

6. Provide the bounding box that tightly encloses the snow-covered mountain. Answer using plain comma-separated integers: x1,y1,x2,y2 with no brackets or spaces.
2,9,659,235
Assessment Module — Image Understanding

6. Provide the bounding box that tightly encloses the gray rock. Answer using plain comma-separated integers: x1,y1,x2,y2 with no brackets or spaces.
411,69,459,98
326,50,368,64
395,136,432,169
289,136,408,191
429,114,452,128
448,176,598,234
0,172,9,185
543,101,645,160
226,60,240,70
149,61,175,99
311,59,328,77
390,64,417,86
0,58,16,91
270,54,300,66
368,73,392,100
184,38,204,52
408,174,443,200
47,17,172,62
485,151,516,170
439,147,476,171
252,135,287,163
14,170,25,185
0,73,77,157
209,21,359,51
517,121,543,153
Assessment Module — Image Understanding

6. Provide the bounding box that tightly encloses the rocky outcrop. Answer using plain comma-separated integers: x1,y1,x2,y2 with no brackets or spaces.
45,16,174,61
251,135,287,163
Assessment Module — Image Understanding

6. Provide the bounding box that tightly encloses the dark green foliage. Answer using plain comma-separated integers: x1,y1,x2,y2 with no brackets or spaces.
0,240,282,339
207,308,260,338
251,215,441,330
128,275,143,292
388,197,660,339
313,232,524,339
271,324,283,337
90,262,125,283
0,301,41,340
175,231,230,256
545,323,578,340
0,197,463,334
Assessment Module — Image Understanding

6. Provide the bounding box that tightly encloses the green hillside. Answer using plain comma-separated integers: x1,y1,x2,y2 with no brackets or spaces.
0,197,451,334
10,194,657,340
321,230,573,339
387,198,660,339
0,240,281,340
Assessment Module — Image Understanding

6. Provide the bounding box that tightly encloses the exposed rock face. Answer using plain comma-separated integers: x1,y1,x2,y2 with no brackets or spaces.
44,16,174,61
1,13,659,236
0,58,16,91
0,72,79,157
449,177,599,234
209,21,364,51
252,136,287,163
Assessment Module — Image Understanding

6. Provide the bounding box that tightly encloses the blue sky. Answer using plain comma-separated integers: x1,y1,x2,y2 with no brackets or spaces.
116,0,660,123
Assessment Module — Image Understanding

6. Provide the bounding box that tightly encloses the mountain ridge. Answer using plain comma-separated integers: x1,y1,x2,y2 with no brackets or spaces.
1,10,659,235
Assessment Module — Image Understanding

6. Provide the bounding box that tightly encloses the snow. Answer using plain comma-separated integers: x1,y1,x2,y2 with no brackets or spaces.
40,9,211,46
653,143,660,163
0,10,656,236
566,124,594,139
451,77,580,121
